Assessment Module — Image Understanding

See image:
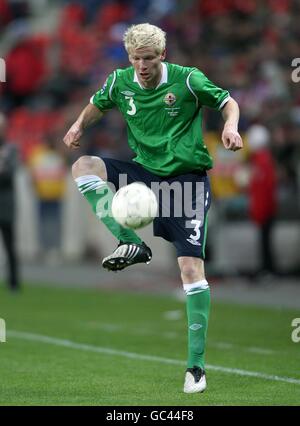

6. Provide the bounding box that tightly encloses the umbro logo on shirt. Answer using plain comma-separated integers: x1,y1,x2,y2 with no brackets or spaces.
121,90,135,97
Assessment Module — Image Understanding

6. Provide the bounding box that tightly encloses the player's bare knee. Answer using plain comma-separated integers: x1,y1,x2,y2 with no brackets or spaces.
180,266,200,283
72,156,107,180
178,258,205,283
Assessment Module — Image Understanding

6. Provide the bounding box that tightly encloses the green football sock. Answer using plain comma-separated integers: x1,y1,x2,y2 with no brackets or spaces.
184,281,210,370
75,175,142,244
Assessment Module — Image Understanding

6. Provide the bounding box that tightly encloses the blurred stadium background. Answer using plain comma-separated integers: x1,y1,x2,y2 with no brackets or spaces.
0,0,300,298
0,0,299,289
0,0,300,406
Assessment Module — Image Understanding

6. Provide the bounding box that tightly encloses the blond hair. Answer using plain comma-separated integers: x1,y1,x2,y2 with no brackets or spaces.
123,23,166,55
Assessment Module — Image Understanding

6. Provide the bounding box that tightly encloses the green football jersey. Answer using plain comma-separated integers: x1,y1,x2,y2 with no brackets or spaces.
91,62,229,177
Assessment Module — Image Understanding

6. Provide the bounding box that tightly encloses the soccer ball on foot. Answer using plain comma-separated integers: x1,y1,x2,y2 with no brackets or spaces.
111,182,158,229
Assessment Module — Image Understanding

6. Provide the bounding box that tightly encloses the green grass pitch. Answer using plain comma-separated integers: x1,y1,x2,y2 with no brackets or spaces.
0,283,300,406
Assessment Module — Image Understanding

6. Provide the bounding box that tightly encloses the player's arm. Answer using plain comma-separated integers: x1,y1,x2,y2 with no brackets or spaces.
64,71,117,150
221,97,243,152
63,104,104,150
189,69,243,152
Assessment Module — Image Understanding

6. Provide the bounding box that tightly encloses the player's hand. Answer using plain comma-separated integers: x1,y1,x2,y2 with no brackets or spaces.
222,126,243,152
63,122,83,149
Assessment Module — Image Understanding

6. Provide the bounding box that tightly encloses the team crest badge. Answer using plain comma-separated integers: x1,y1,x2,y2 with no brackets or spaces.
164,92,176,106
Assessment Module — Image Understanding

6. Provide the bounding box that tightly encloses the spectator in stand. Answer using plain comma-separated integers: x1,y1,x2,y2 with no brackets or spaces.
28,136,67,262
4,36,48,109
0,113,20,291
0,0,12,30
246,124,278,277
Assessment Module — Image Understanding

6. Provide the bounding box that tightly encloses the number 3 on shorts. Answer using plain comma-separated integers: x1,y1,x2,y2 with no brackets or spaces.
188,219,201,242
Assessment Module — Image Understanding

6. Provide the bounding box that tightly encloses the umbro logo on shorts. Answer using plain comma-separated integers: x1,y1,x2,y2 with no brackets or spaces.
186,238,202,246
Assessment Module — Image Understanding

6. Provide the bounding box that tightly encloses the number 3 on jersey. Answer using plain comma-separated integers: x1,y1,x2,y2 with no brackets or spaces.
125,96,136,116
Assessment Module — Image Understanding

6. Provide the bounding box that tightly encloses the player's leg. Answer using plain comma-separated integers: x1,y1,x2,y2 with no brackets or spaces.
72,155,151,270
178,256,210,393
153,171,211,393
72,155,142,244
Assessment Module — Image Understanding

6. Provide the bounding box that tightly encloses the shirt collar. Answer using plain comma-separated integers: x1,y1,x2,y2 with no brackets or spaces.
133,62,168,89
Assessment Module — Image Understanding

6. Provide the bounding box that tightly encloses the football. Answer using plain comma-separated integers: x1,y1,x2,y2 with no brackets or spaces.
111,182,158,229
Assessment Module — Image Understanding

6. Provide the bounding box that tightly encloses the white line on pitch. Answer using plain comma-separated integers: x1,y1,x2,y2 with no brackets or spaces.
8,330,300,386
83,321,278,355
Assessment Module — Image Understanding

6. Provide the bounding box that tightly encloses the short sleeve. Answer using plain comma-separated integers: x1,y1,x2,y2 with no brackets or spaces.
188,69,230,110
90,71,117,111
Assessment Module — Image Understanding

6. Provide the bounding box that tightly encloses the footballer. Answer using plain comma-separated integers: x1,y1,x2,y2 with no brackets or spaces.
63,23,243,393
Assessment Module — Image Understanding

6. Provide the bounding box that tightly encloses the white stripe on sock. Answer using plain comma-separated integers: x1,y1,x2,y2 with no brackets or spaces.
75,175,106,194
183,279,209,295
